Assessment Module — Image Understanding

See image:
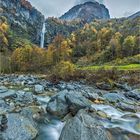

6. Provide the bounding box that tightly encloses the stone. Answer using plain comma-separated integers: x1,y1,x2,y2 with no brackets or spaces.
114,83,132,91
103,93,125,103
0,86,8,93
16,91,34,105
82,92,104,102
96,82,112,90
0,90,16,99
34,85,44,94
47,90,91,118
116,102,137,112
125,89,140,101
60,109,110,140
1,114,38,140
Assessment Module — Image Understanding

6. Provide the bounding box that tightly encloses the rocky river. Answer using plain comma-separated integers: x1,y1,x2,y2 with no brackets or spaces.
0,74,140,140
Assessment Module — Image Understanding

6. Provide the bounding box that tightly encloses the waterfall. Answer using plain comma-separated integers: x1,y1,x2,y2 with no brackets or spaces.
40,22,46,48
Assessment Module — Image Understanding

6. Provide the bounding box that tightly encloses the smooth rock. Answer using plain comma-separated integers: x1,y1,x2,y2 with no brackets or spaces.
47,90,91,118
60,109,110,140
103,93,125,103
0,89,16,99
0,86,8,93
1,114,38,140
34,85,44,94
125,89,140,101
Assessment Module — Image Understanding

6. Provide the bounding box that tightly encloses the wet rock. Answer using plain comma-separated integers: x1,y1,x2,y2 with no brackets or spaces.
107,127,140,140
65,91,92,115
16,91,34,105
47,90,91,118
20,106,45,123
1,114,38,140
83,92,104,102
0,86,8,93
96,82,112,90
125,89,140,101
103,93,125,103
0,89,16,99
46,91,69,118
60,109,110,140
34,85,44,94
116,102,138,112
114,83,132,92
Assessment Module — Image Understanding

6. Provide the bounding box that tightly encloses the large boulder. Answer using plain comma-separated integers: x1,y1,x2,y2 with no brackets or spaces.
46,90,91,118
103,93,125,103
0,89,16,99
1,114,38,140
59,109,110,140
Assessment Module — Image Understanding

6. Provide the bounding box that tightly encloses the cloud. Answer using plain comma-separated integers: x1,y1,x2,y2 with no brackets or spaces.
28,0,140,18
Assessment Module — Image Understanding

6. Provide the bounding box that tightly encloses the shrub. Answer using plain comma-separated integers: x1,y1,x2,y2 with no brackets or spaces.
52,61,76,80
0,52,12,73
11,45,47,72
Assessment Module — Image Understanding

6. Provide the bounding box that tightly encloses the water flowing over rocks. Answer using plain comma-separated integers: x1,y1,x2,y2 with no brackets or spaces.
0,74,140,140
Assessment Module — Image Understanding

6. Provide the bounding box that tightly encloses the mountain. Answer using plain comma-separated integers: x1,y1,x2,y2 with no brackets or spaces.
44,17,84,46
60,1,110,23
0,0,44,44
128,11,140,19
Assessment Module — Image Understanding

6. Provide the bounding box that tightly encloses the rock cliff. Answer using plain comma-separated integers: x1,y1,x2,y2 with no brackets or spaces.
60,1,110,23
0,0,44,44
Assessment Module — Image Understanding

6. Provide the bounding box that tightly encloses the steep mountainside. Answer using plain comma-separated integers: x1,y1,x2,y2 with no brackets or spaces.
60,1,110,22
45,17,84,46
0,0,44,44
128,11,140,19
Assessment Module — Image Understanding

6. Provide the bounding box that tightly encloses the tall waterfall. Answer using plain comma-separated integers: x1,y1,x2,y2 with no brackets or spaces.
40,22,46,48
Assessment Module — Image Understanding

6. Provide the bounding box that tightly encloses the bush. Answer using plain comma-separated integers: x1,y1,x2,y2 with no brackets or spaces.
0,52,12,73
52,61,76,80
11,45,47,72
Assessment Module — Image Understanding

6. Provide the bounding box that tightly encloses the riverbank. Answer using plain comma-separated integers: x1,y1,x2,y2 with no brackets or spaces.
0,74,140,140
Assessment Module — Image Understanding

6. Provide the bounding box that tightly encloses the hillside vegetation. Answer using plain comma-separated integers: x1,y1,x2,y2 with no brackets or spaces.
0,16,140,83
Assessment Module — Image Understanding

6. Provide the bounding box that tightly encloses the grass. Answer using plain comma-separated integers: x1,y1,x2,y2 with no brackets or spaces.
77,64,140,71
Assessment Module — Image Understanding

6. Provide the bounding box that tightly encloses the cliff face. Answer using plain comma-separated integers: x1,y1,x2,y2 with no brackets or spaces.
45,17,84,46
60,2,110,23
128,11,140,19
0,0,45,44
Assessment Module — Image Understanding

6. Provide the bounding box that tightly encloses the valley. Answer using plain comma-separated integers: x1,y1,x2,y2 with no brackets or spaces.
0,0,140,140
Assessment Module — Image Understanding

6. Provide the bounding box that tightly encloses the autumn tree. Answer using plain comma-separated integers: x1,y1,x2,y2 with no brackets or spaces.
0,16,9,51
123,36,136,57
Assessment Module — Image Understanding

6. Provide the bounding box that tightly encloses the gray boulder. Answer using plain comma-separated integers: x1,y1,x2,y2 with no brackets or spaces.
1,114,38,140
0,89,16,99
0,86,8,93
103,93,125,103
47,90,91,118
59,109,110,140
125,89,140,101
34,85,44,94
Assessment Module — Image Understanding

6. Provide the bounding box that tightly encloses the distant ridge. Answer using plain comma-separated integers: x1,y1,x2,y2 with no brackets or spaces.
60,1,110,23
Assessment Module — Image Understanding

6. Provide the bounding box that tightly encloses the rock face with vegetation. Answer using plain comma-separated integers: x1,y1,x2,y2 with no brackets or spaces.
0,0,44,44
44,17,84,45
45,1,110,45
60,1,110,22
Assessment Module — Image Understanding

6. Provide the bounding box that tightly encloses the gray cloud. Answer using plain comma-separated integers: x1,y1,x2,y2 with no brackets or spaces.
28,0,140,18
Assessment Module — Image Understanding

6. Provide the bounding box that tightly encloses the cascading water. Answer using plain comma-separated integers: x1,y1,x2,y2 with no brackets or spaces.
40,22,46,48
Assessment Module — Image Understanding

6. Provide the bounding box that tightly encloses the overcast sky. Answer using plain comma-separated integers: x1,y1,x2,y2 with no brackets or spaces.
28,0,140,18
